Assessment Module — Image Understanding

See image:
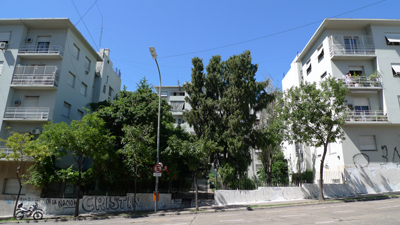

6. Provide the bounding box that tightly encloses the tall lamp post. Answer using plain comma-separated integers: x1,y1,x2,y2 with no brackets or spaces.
149,46,161,213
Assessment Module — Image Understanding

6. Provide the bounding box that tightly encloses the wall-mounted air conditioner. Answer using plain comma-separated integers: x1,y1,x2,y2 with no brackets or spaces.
14,100,21,106
31,129,41,135
0,42,7,49
85,70,89,75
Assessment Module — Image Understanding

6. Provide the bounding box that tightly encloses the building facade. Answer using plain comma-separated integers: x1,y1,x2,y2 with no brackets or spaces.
0,18,121,196
283,19,400,188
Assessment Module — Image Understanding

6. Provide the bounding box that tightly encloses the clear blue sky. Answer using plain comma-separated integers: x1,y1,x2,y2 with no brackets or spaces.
1,0,397,91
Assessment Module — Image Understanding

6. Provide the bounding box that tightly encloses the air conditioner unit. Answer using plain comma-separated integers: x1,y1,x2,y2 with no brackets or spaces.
14,100,21,106
394,72,400,77
31,129,41,135
0,42,7,49
26,38,32,43
85,70,89,75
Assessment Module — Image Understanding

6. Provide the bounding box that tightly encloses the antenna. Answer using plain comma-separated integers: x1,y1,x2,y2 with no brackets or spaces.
96,3,103,49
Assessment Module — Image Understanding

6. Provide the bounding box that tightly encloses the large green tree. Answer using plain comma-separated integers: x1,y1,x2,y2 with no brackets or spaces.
0,132,49,218
277,77,347,200
183,50,273,188
166,135,219,211
39,113,114,217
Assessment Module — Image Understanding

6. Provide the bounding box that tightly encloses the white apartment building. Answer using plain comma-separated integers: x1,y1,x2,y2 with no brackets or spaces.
0,18,121,196
283,19,400,188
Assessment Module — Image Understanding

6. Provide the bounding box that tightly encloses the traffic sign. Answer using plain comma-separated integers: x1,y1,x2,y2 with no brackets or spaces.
154,163,163,173
153,173,162,177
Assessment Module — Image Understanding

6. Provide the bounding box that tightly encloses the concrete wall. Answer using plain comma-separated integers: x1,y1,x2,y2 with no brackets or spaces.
0,193,173,217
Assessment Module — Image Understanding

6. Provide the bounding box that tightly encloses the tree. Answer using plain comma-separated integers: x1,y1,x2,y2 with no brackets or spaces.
277,77,347,200
119,124,154,212
0,132,49,218
183,50,273,188
165,135,219,211
39,113,114,217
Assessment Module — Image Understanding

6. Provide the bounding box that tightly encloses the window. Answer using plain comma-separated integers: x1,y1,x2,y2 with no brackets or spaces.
0,61,3,76
348,66,364,76
398,96,400,107
84,57,91,71
77,110,84,120
359,135,377,151
161,91,168,97
37,36,50,53
391,64,400,77
306,64,312,75
80,82,87,96
72,44,80,60
0,31,11,44
344,36,358,53
354,98,369,115
177,118,182,124
385,33,400,45
171,101,185,112
3,178,27,195
172,91,185,96
103,85,106,94
67,72,75,88
320,71,327,79
318,49,324,62
108,87,114,98
62,102,71,117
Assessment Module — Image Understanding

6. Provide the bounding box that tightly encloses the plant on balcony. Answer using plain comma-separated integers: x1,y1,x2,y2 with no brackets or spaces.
368,70,381,87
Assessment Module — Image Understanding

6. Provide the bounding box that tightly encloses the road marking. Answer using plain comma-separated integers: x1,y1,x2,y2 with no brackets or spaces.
333,210,355,213
280,214,305,217
220,219,244,222
376,205,400,209
315,221,334,224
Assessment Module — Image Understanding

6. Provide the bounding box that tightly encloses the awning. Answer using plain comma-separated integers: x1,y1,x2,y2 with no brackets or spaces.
391,64,400,73
385,34,400,43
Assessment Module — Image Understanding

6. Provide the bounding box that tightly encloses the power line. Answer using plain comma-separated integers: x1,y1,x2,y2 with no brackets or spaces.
71,0,99,51
75,0,99,26
159,0,386,59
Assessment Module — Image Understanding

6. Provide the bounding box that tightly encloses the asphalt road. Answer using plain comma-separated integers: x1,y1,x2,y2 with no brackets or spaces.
7,198,400,225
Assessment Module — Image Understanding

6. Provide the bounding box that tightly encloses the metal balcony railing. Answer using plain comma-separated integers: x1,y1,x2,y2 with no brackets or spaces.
0,147,12,156
346,110,388,122
4,107,50,120
339,76,382,88
12,66,59,87
18,45,65,56
329,35,375,57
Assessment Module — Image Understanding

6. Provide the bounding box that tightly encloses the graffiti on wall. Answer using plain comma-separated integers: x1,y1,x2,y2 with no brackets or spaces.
353,145,400,167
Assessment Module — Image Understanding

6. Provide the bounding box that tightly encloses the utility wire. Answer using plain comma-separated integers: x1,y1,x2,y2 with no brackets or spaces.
159,0,386,59
71,0,99,51
75,0,99,25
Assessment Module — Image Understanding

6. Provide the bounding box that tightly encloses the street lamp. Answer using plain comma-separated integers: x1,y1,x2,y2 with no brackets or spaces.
149,46,161,213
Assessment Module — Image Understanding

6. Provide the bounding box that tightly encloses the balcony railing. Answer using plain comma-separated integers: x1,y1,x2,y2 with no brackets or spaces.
339,76,382,88
18,45,65,56
329,35,375,57
12,66,59,87
4,107,50,120
0,147,12,156
346,110,388,122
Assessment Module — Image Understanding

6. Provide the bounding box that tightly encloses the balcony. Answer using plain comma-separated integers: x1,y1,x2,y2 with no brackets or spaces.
346,110,388,123
11,66,59,89
329,35,375,60
18,45,64,59
339,76,382,90
4,107,50,121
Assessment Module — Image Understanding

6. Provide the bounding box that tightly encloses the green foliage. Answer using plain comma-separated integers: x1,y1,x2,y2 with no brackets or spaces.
257,151,289,186
278,77,348,200
184,50,273,186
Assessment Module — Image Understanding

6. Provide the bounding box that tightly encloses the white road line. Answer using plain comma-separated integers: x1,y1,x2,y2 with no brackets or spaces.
315,221,334,224
376,205,400,209
220,219,244,223
333,210,355,213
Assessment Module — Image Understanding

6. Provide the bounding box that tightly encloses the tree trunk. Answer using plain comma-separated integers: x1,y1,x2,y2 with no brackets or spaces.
194,171,198,211
133,165,138,212
74,161,82,217
319,145,328,201
13,163,22,218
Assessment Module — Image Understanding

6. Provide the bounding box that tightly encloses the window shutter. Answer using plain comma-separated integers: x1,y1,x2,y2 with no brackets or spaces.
360,135,376,151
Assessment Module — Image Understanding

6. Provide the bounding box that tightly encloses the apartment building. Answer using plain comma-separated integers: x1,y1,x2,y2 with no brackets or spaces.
283,19,400,188
0,18,121,196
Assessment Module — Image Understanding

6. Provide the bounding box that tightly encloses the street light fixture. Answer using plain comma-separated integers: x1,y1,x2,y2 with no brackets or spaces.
149,46,161,213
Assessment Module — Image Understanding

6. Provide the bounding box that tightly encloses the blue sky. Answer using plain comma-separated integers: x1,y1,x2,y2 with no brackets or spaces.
1,0,397,91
